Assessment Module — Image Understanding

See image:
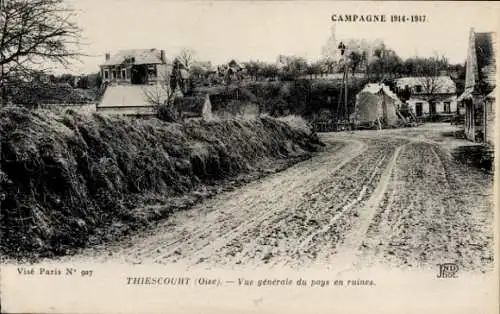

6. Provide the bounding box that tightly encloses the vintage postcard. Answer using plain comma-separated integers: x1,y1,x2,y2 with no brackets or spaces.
0,0,498,313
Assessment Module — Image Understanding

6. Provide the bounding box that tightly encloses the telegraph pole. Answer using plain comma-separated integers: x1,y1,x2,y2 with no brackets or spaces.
344,54,348,123
337,41,349,130
0,0,6,106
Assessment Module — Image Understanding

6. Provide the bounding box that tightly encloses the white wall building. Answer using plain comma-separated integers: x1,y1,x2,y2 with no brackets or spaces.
395,76,458,117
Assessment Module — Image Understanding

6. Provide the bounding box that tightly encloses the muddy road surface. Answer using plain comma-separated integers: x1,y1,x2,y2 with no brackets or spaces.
64,124,494,273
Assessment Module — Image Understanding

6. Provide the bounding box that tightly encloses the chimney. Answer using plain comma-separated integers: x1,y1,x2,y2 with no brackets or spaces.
160,50,166,63
105,52,110,61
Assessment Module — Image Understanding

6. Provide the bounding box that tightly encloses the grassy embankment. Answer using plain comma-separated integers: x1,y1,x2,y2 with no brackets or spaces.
0,107,323,260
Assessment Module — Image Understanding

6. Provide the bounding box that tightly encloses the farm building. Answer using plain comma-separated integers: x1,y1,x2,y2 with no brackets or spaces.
352,83,401,127
395,76,457,117
457,29,497,145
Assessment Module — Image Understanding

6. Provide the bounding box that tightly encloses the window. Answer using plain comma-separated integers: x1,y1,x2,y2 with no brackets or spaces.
121,69,127,79
415,85,422,93
112,71,117,79
104,70,109,79
444,102,451,113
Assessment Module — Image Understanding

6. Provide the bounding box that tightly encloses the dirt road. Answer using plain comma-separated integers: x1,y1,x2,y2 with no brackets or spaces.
65,124,494,273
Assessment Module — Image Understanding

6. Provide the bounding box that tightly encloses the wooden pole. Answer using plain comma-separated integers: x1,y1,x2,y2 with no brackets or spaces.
336,74,343,124
483,101,487,143
344,61,348,123
0,0,5,106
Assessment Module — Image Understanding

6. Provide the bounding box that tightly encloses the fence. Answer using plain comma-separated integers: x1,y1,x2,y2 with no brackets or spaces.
311,121,353,133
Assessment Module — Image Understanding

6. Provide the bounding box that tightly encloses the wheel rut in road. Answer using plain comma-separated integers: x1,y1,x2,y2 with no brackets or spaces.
360,142,494,272
331,143,407,271
58,129,493,274
190,137,407,268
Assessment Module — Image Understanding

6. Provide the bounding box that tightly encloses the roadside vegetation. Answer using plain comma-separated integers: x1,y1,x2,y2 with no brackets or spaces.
0,106,322,259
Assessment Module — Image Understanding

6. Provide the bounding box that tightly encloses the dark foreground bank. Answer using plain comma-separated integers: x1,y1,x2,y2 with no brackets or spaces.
0,107,323,260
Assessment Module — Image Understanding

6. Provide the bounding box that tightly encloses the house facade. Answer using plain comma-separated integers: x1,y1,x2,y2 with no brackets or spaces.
457,29,496,145
100,49,170,85
395,76,457,118
97,49,194,116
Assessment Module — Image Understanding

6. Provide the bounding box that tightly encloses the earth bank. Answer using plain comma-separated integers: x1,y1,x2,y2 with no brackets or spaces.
0,107,323,259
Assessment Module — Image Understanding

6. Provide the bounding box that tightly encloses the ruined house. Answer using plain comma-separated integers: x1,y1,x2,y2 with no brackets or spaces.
100,48,170,85
218,60,246,83
395,76,457,117
457,29,497,145
353,83,401,127
97,49,190,116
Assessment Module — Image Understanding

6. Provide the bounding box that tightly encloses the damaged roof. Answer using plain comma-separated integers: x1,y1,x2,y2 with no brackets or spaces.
228,59,245,71
358,83,402,103
102,49,165,66
395,76,457,94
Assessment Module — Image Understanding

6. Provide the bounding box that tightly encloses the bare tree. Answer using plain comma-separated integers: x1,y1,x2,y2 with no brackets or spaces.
415,55,449,114
142,68,179,122
418,76,445,95
0,0,82,105
178,48,196,69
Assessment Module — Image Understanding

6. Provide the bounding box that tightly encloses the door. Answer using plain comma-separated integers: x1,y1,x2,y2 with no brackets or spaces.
415,103,423,116
429,101,436,116
131,65,147,84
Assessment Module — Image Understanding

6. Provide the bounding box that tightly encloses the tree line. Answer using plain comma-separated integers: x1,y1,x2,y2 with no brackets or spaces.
0,0,466,108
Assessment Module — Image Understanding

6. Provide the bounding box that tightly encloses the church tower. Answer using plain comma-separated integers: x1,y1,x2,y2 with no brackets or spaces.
321,24,338,61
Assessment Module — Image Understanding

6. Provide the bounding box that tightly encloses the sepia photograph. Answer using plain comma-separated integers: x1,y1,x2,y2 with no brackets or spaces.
0,0,498,313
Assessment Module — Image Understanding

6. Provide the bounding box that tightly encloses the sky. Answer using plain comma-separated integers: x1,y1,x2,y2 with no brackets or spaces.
62,0,500,75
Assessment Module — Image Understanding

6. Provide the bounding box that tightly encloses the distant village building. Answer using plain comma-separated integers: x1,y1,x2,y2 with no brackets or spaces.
321,25,339,61
217,59,246,83
353,83,401,127
457,29,496,145
97,49,192,116
395,76,457,117
190,61,217,81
